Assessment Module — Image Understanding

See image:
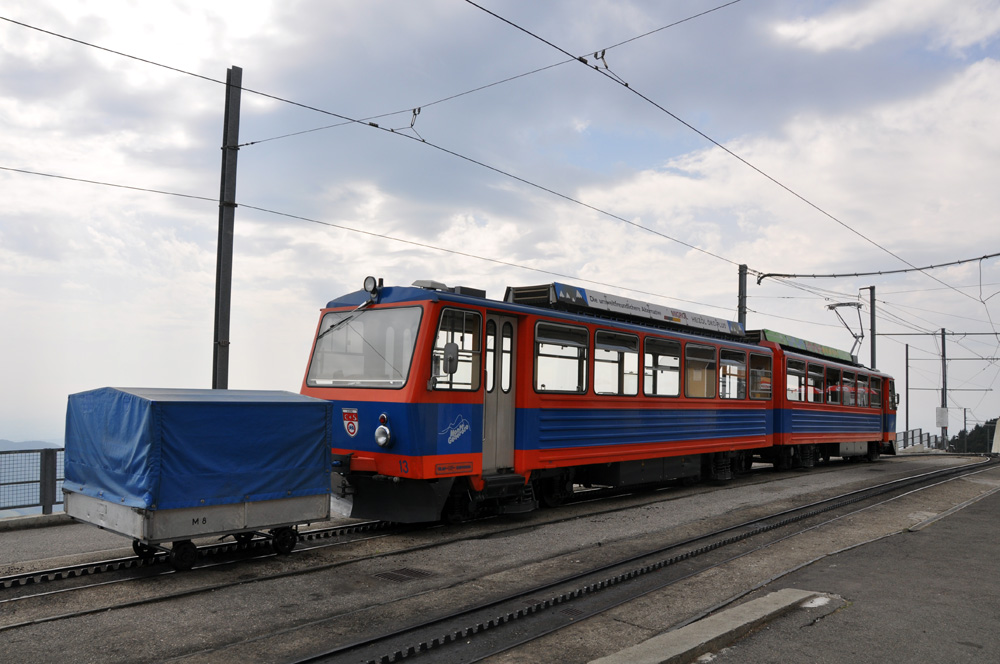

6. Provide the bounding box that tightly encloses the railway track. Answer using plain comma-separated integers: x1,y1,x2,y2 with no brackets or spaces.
0,459,850,595
289,456,997,664
0,460,788,594
0,519,392,591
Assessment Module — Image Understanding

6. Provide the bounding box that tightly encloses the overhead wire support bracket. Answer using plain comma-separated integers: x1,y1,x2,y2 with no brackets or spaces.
756,251,1000,285
587,48,628,86
826,302,864,358
389,107,425,141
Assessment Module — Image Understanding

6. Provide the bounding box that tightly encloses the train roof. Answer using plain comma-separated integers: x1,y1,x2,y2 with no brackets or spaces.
751,329,857,364
504,283,746,339
325,280,758,347
323,280,877,369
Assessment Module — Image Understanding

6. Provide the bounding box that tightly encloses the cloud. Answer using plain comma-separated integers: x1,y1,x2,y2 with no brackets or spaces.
774,0,1000,53
581,56,1000,275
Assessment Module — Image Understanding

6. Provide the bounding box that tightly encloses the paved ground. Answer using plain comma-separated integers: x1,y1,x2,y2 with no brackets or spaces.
698,486,1000,664
2,456,996,664
588,477,1000,664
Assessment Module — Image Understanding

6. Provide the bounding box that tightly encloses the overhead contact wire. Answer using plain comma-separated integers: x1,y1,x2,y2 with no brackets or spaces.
460,1,981,305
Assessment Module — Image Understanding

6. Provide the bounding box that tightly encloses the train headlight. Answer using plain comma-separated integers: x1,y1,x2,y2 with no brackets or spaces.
364,276,380,301
375,423,392,448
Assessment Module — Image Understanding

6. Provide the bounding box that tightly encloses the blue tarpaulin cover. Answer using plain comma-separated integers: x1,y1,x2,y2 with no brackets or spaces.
64,387,332,510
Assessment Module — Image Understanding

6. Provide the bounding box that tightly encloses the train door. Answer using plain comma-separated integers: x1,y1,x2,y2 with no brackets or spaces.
483,314,516,474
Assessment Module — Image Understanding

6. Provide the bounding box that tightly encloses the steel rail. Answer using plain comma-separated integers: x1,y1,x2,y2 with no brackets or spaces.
0,519,389,591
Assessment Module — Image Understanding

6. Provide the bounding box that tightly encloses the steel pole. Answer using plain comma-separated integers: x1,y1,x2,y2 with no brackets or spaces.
941,328,948,442
212,66,242,390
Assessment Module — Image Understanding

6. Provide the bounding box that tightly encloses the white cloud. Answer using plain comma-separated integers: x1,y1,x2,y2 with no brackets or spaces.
583,57,1000,274
774,0,1000,53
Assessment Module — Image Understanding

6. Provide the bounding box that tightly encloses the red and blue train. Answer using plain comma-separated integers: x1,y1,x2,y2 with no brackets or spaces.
300,278,897,522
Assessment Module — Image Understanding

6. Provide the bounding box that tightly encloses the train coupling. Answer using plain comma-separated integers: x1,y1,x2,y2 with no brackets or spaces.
331,453,353,474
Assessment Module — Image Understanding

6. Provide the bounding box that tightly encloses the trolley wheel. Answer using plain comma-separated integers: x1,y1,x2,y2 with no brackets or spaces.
169,540,199,571
270,527,298,555
132,540,157,561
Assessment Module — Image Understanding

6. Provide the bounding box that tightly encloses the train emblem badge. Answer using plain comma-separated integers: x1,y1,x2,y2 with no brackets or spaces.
342,408,359,437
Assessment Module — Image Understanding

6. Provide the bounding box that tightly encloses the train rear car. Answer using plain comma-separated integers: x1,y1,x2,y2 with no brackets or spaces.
757,331,898,465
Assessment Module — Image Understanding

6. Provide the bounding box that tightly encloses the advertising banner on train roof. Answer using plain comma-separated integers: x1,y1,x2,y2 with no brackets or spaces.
551,283,745,336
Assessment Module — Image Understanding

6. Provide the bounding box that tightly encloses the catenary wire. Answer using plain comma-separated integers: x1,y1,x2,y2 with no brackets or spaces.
460,1,982,306
755,252,1000,284
0,13,746,270
0,164,735,314
239,0,746,146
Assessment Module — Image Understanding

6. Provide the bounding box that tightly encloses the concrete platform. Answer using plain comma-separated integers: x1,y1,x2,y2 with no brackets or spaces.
0,512,70,532
592,483,1000,664
588,588,822,664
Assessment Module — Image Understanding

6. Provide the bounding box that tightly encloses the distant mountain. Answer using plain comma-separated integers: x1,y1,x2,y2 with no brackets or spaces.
0,439,64,452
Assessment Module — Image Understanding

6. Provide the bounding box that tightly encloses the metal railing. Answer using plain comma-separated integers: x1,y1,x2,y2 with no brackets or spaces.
897,429,943,450
0,449,65,515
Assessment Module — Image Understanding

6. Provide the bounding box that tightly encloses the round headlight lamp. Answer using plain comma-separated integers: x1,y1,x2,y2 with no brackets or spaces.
374,422,392,448
364,276,379,300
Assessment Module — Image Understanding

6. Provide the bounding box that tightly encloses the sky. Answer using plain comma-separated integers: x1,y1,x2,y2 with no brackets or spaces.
2,0,999,443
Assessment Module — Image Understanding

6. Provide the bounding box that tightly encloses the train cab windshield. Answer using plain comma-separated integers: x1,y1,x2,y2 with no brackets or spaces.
306,306,422,388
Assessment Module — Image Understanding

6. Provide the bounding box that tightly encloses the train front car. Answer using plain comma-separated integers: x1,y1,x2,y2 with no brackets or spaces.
303,278,778,523
301,278,491,523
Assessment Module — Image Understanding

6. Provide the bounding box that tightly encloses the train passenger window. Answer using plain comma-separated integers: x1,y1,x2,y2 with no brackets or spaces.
749,354,772,400
501,322,513,393
644,337,680,397
871,377,883,407
594,331,639,396
842,372,856,406
807,364,824,403
857,375,869,407
786,360,806,402
306,306,422,389
719,350,746,399
826,367,841,404
685,344,717,398
432,309,482,391
485,320,497,393
535,322,588,393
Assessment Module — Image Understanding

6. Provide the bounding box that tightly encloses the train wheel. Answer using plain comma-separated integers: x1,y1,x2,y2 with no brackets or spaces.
733,450,753,474
132,540,157,562
539,476,573,507
169,540,198,571
708,452,734,482
774,447,793,471
270,527,298,555
867,442,880,462
798,445,817,469
441,481,478,523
